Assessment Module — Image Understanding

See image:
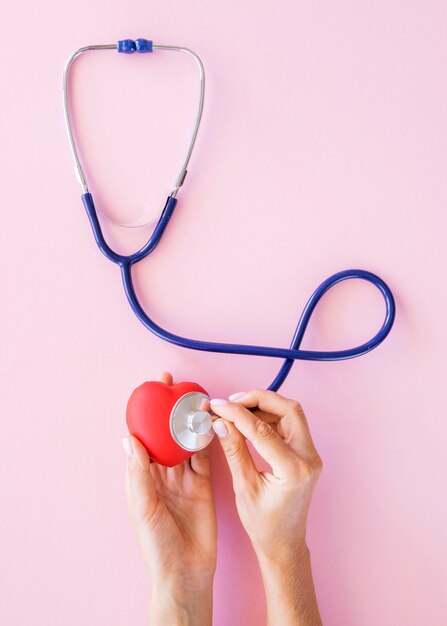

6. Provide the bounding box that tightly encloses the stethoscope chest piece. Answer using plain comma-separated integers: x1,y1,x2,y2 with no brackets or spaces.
126,381,213,467
170,392,214,452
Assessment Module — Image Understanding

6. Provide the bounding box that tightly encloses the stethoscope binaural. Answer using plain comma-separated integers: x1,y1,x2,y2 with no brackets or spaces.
63,39,396,458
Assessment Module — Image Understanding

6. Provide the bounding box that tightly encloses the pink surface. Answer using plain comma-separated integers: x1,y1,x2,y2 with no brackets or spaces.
1,2,446,624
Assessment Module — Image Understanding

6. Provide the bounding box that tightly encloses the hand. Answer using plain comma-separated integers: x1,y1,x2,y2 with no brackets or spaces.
210,389,323,626
123,372,217,625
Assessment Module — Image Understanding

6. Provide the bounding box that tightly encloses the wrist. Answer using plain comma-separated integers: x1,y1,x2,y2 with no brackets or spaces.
254,543,322,626
255,540,310,579
150,573,214,626
252,534,309,568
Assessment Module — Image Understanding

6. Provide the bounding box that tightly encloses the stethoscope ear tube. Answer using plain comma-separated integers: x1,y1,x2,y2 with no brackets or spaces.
63,41,205,226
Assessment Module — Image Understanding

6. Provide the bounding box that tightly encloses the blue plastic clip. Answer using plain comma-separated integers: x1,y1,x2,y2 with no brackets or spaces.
135,38,153,52
117,39,137,54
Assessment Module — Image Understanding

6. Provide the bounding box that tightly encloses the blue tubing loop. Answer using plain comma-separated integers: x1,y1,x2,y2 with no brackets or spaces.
82,192,396,391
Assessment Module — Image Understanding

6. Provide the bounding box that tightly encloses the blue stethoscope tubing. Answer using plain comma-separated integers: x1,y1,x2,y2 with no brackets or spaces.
64,40,395,392
82,192,396,392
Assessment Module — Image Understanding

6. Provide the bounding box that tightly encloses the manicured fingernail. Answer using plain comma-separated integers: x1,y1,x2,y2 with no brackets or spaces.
122,437,134,457
210,398,228,406
212,419,228,438
229,391,246,401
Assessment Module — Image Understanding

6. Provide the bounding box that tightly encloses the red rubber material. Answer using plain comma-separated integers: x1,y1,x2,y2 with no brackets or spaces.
126,380,208,467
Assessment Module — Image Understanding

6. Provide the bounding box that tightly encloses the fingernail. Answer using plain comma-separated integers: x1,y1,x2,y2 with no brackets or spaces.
210,398,228,406
212,420,228,438
122,437,134,457
228,391,246,401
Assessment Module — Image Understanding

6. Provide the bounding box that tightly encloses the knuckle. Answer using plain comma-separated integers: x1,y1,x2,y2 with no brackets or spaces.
137,501,161,529
289,399,304,414
222,437,244,460
254,419,274,439
286,457,315,484
128,463,146,478
313,455,324,474
299,459,315,482
295,456,323,482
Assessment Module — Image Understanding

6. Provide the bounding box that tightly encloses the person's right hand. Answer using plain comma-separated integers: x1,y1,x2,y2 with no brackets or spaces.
209,389,323,561
210,390,323,625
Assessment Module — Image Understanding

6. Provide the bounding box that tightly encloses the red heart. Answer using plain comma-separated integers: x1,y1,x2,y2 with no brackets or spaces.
126,380,209,467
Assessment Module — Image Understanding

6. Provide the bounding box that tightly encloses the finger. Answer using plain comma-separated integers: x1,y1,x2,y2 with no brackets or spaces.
211,400,299,478
157,371,173,385
229,389,299,419
199,397,211,412
124,436,158,523
149,461,166,491
229,390,319,464
189,446,212,478
166,461,186,485
229,389,302,432
250,407,279,424
212,418,259,491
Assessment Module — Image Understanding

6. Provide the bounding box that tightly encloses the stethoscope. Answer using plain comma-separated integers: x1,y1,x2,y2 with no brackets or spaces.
63,38,396,395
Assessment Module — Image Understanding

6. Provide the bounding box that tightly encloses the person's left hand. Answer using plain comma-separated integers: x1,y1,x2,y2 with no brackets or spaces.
123,371,217,623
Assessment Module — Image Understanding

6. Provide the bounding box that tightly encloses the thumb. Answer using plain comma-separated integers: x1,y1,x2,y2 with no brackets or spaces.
123,436,157,525
212,419,259,492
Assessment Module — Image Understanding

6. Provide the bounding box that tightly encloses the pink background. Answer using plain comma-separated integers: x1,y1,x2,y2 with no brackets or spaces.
2,1,446,624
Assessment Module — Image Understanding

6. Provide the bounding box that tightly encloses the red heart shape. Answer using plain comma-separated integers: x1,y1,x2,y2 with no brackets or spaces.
126,381,209,467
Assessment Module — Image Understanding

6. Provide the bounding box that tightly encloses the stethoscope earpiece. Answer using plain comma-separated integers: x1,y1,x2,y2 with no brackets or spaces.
63,39,204,228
